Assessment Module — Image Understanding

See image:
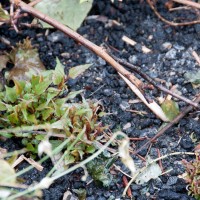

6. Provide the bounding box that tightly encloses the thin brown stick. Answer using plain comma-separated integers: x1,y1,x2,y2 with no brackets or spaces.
147,0,200,26
15,0,144,92
157,148,164,173
133,93,200,155
122,176,132,198
110,53,199,108
172,0,200,9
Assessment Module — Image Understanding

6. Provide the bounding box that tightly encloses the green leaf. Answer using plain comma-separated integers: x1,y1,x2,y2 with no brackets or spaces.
8,112,19,125
14,80,25,95
26,143,36,152
98,112,106,117
27,114,37,124
0,101,6,111
86,155,113,187
65,154,75,165
5,86,18,103
66,90,83,100
69,64,91,79
75,108,91,116
0,160,16,185
34,0,93,30
49,140,63,150
53,58,65,85
34,79,52,95
0,4,10,24
161,99,179,121
35,135,45,140
41,108,54,120
47,87,60,103
51,120,65,129
86,145,96,154
184,70,200,88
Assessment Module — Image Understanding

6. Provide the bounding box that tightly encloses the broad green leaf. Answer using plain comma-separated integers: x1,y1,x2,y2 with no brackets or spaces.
53,58,65,85
68,64,91,79
161,99,179,121
34,0,93,30
5,86,18,103
0,160,16,185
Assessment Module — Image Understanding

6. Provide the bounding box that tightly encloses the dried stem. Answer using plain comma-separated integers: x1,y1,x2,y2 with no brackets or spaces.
147,0,200,26
172,0,200,9
15,0,144,92
134,93,200,155
110,53,199,108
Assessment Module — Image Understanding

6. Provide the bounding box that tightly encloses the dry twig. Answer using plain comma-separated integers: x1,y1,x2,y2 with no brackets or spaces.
172,0,200,9
14,0,143,92
147,0,200,26
134,93,200,155
110,53,199,108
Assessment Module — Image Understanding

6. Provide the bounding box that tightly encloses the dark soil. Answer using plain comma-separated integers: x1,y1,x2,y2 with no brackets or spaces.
1,0,200,199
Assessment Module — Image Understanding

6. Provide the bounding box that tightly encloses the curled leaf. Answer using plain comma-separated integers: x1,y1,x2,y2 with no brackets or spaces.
7,38,45,82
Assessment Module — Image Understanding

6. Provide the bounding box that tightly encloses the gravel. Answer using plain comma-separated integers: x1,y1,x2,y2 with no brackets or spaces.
0,0,199,199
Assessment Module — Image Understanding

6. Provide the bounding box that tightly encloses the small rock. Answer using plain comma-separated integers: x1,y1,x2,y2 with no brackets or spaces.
166,176,178,186
47,31,64,43
123,122,131,130
103,89,113,97
119,101,130,111
173,44,185,51
128,55,138,64
180,135,194,150
161,42,172,51
158,189,181,200
165,49,177,60
97,57,106,66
